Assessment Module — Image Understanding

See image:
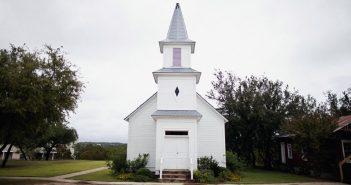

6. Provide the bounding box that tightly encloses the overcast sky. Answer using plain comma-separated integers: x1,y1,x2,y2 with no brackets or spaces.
1,0,350,143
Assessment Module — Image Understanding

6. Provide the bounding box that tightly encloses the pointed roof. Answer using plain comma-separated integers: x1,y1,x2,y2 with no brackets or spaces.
166,3,189,41
159,3,195,53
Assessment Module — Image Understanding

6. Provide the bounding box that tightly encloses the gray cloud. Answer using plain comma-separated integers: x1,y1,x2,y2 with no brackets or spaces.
1,0,351,142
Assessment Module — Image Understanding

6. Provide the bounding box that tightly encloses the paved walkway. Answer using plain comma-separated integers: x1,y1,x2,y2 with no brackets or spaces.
0,166,348,185
50,166,108,179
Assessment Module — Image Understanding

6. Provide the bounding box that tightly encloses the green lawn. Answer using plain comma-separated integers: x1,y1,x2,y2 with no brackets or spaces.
238,168,318,184
72,168,320,184
0,179,58,185
0,160,106,177
70,169,117,181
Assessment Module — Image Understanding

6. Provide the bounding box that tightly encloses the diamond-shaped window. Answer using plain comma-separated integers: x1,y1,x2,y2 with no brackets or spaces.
175,87,179,96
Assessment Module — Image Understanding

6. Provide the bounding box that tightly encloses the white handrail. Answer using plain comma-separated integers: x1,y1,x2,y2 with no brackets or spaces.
160,157,164,179
190,158,194,180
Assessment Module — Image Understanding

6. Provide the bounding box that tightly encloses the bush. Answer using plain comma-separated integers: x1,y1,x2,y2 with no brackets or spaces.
198,156,221,177
127,153,149,173
108,154,128,174
194,170,216,183
136,168,154,179
218,168,231,182
226,151,243,172
116,173,135,181
133,175,153,182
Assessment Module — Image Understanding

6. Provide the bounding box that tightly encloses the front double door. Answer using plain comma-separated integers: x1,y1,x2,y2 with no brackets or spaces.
163,137,189,169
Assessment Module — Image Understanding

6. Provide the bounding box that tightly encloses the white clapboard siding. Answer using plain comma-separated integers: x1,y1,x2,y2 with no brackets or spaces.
127,95,157,170
197,95,227,167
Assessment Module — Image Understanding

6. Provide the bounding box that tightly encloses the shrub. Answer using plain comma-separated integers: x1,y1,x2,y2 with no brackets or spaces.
226,151,243,172
194,170,216,183
198,156,221,177
136,168,154,179
108,154,128,174
228,173,241,182
116,173,135,181
218,168,231,182
127,153,149,173
133,175,153,182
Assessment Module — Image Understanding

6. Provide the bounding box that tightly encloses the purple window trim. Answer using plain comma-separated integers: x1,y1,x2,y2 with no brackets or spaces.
173,48,181,66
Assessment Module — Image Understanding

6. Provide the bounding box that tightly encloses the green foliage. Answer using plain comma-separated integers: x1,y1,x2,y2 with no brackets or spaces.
0,45,84,167
108,153,149,175
197,156,221,177
194,169,216,183
107,154,127,174
325,89,351,117
282,104,337,176
75,143,126,160
127,153,149,173
218,168,232,182
56,144,74,159
116,173,135,181
226,151,243,172
207,70,303,168
133,175,153,182
37,123,78,160
135,168,154,179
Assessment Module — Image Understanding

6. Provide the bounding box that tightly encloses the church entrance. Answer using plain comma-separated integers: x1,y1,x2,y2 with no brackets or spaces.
163,131,189,170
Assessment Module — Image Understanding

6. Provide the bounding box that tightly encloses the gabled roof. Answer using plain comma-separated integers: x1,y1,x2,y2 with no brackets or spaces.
124,93,157,121
197,93,228,122
159,3,195,53
152,68,201,84
124,92,228,123
334,115,351,132
151,110,202,120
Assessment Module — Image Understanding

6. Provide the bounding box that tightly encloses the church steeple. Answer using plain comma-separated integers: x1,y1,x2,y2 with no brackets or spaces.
159,3,195,54
166,3,189,41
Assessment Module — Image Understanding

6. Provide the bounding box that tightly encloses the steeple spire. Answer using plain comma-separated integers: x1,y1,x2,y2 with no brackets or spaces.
166,3,189,41
159,3,195,53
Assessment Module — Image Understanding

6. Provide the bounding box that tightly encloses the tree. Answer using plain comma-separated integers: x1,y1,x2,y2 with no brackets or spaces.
282,101,337,175
0,45,83,167
37,124,78,160
207,70,302,168
325,88,351,117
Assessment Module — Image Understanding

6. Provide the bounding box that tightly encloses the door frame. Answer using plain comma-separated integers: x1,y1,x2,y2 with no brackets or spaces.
162,129,190,169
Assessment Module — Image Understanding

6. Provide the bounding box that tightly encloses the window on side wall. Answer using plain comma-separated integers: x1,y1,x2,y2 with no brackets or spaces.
173,48,181,67
342,140,351,162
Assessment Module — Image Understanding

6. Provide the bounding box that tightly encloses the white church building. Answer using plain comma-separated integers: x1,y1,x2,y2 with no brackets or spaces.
125,3,227,177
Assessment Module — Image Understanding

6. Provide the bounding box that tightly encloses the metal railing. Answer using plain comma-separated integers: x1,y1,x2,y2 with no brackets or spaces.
160,157,164,179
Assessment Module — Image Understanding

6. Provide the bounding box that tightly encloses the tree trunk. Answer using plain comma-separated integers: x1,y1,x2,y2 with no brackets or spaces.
251,150,256,168
19,145,28,160
263,142,272,169
45,147,53,161
1,144,13,168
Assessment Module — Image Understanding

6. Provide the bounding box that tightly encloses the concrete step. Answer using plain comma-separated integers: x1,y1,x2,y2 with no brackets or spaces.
160,170,192,182
162,173,188,179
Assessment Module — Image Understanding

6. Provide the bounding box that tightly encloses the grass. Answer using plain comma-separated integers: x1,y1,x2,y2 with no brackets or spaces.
0,160,106,177
0,179,58,185
72,168,320,184
237,168,319,184
70,169,117,181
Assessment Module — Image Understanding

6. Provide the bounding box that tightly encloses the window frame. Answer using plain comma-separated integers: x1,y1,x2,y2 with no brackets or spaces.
172,48,181,67
342,140,351,163
287,143,293,159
